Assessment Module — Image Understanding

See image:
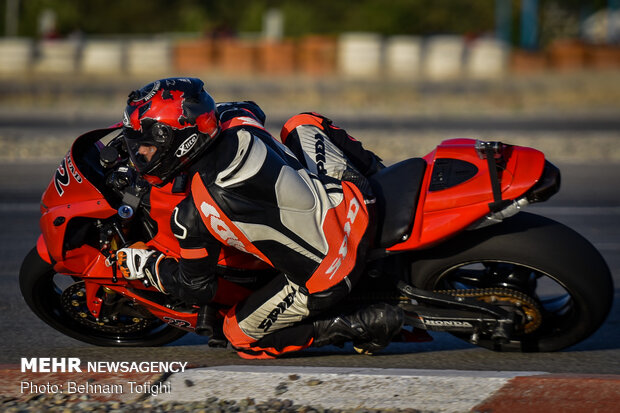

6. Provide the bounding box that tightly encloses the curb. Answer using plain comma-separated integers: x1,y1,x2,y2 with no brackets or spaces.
474,374,620,413
2,364,619,412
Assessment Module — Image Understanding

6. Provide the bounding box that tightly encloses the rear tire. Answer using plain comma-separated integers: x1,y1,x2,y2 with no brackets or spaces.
19,247,188,347
409,212,613,352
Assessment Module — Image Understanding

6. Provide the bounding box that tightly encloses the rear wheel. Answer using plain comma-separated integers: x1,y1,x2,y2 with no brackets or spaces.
409,212,613,352
19,247,187,346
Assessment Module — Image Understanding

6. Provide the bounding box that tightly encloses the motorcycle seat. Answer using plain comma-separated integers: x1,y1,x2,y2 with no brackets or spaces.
369,158,427,248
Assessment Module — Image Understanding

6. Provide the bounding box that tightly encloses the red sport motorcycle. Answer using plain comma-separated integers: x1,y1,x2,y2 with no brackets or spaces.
19,123,613,352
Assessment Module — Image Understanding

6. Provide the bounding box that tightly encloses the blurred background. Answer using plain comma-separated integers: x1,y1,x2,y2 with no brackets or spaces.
0,0,619,162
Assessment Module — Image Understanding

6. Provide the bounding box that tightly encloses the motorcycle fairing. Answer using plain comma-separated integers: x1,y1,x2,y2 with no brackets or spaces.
40,125,121,263
53,243,254,327
388,139,546,251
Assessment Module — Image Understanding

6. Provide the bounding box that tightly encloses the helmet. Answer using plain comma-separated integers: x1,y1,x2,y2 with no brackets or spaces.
122,77,219,185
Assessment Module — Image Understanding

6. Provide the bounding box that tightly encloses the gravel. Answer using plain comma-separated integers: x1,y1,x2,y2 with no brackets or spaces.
0,394,425,413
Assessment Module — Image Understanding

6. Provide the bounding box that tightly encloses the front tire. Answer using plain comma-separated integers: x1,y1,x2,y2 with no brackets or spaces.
409,212,613,352
19,247,188,347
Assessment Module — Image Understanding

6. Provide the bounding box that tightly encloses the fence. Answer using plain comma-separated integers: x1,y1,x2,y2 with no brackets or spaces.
0,34,619,79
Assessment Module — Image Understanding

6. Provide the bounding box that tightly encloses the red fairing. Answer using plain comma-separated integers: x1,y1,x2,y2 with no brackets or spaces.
388,139,546,251
40,128,119,264
36,234,52,264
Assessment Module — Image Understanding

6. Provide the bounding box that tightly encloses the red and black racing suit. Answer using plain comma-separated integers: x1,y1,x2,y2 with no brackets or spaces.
157,102,380,359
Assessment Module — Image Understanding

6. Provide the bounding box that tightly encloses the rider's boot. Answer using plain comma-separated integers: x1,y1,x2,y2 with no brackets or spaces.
312,303,404,354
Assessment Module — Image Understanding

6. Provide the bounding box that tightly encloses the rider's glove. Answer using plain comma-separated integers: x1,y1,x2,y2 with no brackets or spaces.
116,248,167,293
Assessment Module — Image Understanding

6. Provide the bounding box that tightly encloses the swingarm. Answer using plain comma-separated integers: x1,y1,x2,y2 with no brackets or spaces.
396,281,520,344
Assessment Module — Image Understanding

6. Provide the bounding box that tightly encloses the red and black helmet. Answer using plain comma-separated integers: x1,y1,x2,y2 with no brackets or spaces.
122,77,219,185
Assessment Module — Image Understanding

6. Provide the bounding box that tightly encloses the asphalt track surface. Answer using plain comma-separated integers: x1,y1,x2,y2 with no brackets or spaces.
0,156,618,375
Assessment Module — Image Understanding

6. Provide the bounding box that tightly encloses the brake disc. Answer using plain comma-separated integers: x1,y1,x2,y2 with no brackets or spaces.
60,281,158,334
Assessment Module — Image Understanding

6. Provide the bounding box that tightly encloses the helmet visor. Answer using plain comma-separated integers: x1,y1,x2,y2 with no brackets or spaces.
123,128,166,176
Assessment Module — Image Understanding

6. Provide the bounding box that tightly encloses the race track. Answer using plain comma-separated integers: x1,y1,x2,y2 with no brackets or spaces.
1,158,618,375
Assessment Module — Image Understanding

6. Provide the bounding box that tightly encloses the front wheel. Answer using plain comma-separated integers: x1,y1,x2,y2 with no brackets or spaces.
19,247,188,347
409,212,613,352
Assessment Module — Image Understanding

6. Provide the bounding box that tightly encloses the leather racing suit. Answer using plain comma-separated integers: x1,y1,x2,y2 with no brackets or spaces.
156,102,379,359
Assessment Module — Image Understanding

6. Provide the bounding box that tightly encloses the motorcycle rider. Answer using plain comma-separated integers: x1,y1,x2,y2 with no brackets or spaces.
116,77,403,359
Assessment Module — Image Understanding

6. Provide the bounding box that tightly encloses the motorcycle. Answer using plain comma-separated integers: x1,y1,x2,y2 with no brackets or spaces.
19,122,613,353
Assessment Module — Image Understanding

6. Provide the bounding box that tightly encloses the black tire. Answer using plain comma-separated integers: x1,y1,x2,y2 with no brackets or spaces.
409,212,613,352
19,247,188,347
